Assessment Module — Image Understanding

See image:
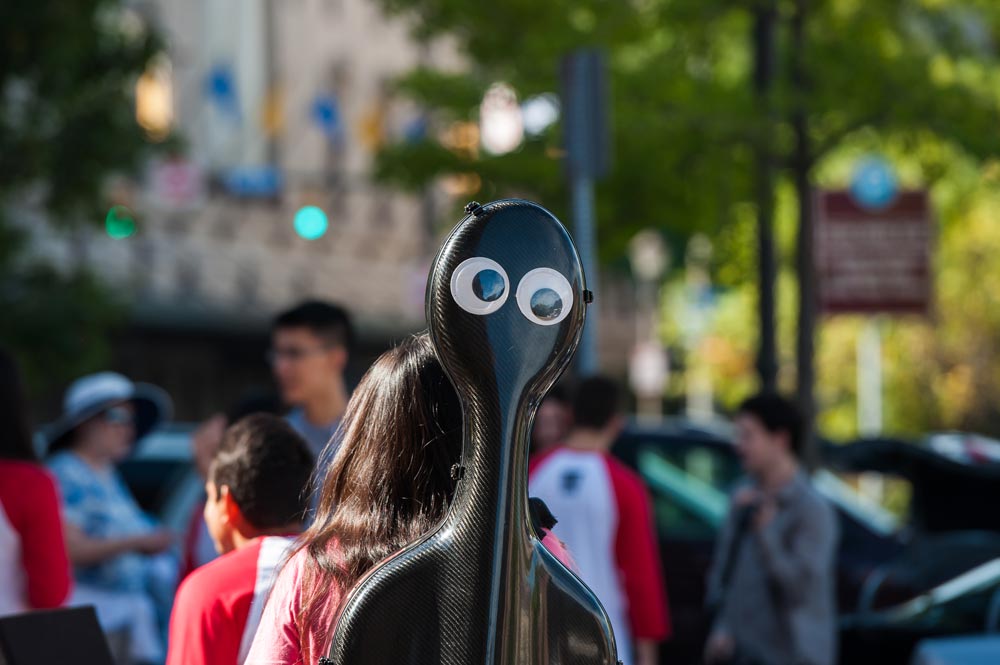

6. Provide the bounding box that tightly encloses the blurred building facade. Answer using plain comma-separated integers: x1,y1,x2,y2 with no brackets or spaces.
21,0,637,418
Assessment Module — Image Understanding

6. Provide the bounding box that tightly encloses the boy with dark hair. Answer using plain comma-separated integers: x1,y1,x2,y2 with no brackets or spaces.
270,300,354,458
166,415,314,665
529,376,671,665
704,392,838,665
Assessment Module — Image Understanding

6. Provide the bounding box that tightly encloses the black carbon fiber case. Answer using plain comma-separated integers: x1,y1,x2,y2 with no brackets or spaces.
325,199,618,664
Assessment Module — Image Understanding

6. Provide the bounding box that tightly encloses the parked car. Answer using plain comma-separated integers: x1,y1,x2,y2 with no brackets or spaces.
910,633,1000,665
612,421,909,665
829,434,1000,663
841,557,1000,663
116,422,202,535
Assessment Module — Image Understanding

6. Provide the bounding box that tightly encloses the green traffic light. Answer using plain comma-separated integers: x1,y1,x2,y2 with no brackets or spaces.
105,206,136,239
294,206,328,240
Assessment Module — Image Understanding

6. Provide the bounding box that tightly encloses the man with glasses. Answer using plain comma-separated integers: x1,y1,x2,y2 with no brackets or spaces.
269,300,354,461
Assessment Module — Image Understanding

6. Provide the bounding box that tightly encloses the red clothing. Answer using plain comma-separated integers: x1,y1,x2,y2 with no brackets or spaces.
0,461,72,614
179,498,218,582
529,446,671,658
167,536,295,665
246,531,575,665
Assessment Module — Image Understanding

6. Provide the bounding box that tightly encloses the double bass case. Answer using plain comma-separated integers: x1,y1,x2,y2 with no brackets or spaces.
325,199,619,664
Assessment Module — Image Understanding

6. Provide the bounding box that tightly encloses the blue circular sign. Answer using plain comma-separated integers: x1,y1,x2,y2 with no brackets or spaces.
850,157,898,210
294,206,328,240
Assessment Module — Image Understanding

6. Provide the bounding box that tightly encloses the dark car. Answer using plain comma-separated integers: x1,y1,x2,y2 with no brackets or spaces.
829,434,1000,663
612,421,910,665
841,556,1000,662
114,423,203,534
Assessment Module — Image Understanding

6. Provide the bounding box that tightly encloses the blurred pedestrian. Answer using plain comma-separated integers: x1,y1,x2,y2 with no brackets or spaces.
529,376,671,665
269,300,353,462
704,393,838,665
46,372,176,664
530,383,573,455
246,333,574,664
167,414,313,665
179,391,284,581
0,349,72,615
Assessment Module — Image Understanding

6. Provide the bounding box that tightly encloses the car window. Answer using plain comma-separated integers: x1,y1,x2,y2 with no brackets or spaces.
631,439,742,493
637,449,727,539
118,459,189,515
813,469,900,537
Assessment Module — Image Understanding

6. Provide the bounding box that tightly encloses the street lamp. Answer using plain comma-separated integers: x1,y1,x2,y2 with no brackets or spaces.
479,82,524,155
628,230,670,423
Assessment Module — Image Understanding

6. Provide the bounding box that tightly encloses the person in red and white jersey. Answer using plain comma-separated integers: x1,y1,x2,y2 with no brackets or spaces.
529,376,671,665
0,349,72,616
166,414,314,665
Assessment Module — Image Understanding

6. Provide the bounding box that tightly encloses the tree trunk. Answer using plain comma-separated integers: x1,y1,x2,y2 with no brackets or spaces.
753,2,778,393
791,0,818,468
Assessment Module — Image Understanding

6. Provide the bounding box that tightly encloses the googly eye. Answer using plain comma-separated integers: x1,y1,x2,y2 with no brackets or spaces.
450,257,510,315
516,268,574,326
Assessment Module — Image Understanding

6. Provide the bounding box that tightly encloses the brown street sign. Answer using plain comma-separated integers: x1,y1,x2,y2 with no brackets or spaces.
815,190,931,315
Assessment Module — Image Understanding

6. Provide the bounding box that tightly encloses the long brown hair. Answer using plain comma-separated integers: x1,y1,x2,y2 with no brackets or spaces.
0,349,37,462
293,332,462,645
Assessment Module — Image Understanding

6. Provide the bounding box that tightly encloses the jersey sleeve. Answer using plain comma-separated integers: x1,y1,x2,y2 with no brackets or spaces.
15,469,72,608
528,447,559,478
606,458,672,641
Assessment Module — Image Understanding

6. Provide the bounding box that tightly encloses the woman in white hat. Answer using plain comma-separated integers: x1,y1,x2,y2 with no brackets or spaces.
46,372,175,665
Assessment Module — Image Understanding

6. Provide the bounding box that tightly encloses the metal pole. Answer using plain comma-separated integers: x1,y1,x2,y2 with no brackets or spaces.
857,319,883,435
573,175,599,376
791,0,818,469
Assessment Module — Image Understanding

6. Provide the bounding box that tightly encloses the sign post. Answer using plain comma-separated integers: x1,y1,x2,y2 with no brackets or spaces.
816,181,931,439
815,189,931,316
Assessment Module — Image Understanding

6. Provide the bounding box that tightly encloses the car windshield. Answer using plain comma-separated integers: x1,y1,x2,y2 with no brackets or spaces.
634,437,900,529
884,557,1000,620
813,469,901,537
637,448,728,529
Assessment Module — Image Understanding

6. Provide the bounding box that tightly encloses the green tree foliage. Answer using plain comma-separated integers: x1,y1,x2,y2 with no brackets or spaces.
372,0,756,262
376,0,1000,435
0,0,162,392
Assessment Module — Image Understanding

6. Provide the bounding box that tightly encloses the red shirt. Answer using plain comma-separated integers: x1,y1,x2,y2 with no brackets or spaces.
246,531,576,665
529,447,671,653
0,461,72,614
167,535,296,665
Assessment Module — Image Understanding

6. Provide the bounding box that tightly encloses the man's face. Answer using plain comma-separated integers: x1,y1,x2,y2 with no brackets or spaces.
270,327,343,405
203,481,235,555
734,413,786,478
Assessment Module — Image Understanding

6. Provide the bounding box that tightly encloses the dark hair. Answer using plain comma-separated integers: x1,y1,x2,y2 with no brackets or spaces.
572,376,622,429
738,392,804,457
293,333,462,646
273,300,354,352
0,349,36,462
208,414,315,529
224,389,284,423
545,382,570,405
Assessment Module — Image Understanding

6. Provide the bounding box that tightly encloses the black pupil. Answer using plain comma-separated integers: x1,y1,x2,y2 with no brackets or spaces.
472,270,505,302
530,288,563,320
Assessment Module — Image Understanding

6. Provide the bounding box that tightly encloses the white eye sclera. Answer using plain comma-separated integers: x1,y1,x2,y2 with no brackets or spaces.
450,257,510,315
516,268,574,326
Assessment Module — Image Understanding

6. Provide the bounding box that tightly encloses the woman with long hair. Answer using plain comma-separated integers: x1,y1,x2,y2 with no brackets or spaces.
0,348,72,615
247,333,572,664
